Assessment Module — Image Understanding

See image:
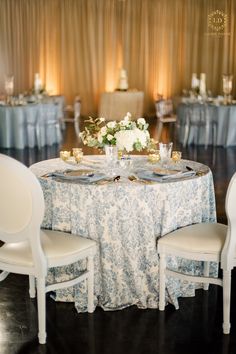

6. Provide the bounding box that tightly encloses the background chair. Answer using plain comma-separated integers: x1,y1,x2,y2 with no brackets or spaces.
62,95,81,140
0,154,96,344
155,99,177,141
36,103,62,149
157,172,236,334
182,102,218,149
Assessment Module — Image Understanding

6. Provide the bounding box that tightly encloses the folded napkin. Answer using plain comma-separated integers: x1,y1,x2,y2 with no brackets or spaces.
136,169,196,182
44,170,106,184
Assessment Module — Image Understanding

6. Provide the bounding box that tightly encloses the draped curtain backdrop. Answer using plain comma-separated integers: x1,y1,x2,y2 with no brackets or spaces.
0,0,235,116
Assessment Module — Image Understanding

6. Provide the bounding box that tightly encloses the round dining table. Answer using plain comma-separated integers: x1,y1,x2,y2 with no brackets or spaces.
0,95,64,149
30,155,217,313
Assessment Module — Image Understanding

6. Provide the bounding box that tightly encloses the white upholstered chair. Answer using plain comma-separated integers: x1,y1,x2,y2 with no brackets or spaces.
157,172,236,334
0,154,97,344
155,99,177,141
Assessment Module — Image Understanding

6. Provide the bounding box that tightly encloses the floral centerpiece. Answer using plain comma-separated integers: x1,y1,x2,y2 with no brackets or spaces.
80,112,150,153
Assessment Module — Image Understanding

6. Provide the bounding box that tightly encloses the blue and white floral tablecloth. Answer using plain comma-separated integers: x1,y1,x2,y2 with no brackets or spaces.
30,156,217,312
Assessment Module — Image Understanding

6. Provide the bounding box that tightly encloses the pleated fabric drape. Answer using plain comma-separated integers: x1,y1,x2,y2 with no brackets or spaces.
0,0,235,116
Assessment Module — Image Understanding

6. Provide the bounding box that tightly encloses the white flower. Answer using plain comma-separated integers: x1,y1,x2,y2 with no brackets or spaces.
137,118,146,125
100,126,107,136
125,112,132,119
107,134,114,141
115,130,136,152
133,128,148,147
107,121,117,129
80,112,150,151
97,132,103,144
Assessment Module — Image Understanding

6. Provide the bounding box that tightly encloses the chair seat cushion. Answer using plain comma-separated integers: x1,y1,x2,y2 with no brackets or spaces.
160,115,177,123
158,223,227,254
0,229,96,268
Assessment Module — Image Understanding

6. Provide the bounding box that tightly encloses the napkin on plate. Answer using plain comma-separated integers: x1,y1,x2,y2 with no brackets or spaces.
136,169,196,182
44,170,107,184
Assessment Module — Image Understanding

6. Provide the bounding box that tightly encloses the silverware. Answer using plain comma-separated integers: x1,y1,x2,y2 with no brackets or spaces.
128,175,153,184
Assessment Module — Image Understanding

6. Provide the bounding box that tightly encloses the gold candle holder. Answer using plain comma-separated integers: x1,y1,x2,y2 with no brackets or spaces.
60,150,71,161
172,151,182,163
72,148,83,157
72,148,83,163
148,150,160,163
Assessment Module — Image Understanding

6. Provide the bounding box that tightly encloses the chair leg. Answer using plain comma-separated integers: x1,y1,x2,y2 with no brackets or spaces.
183,119,190,148
204,122,210,149
87,255,94,313
157,121,163,141
213,122,217,146
37,277,47,344
159,253,166,310
223,270,231,334
74,118,80,140
203,261,209,290
29,275,36,298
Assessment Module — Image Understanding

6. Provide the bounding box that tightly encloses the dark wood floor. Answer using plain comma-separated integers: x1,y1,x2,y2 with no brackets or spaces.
1,118,236,354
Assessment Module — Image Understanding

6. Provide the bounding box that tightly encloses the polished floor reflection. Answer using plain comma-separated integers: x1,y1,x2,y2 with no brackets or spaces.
0,118,236,353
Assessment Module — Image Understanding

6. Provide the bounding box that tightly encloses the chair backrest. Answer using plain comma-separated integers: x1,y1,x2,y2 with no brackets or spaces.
39,103,58,124
221,172,236,270
155,99,174,118
0,154,45,242
187,103,207,125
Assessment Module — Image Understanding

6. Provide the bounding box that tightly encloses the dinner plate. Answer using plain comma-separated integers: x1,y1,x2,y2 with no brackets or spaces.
153,168,182,176
64,169,95,177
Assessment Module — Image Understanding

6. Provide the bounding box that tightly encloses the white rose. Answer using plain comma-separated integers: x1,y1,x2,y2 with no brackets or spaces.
137,118,146,125
133,128,148,147
107,121,117,129
123,112,132,121
107,134,114,141
97,133,103,144
115,130,135,152
100,126,107,136
120,119,130,127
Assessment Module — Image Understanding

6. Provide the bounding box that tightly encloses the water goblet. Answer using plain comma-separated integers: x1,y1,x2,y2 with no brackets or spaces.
159,142,173,168
104,145,118,176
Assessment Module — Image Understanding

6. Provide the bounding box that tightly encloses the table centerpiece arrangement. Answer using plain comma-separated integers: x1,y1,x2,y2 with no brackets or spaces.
79,112,151,160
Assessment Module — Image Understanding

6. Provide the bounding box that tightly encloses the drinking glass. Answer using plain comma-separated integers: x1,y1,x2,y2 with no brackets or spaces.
104,145,118,176
159,142,173,167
